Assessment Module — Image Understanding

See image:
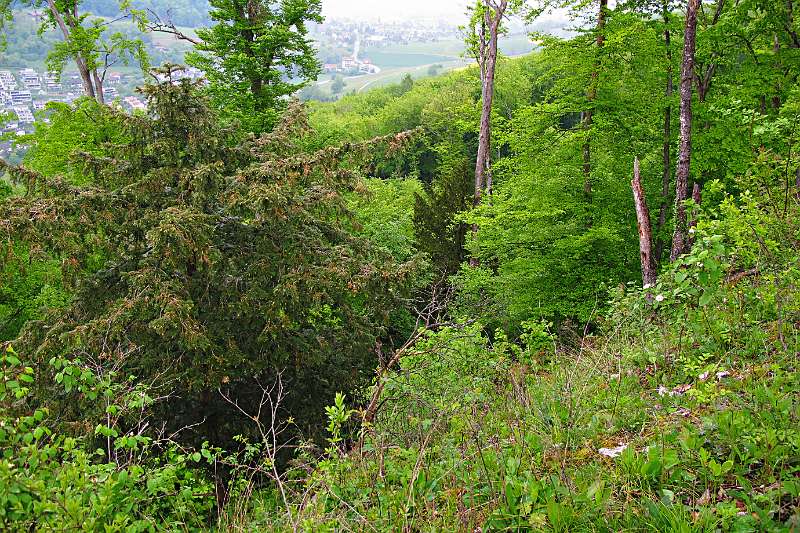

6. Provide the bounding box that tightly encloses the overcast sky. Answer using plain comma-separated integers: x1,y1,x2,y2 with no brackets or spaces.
321,0,573,34
322,0,470,21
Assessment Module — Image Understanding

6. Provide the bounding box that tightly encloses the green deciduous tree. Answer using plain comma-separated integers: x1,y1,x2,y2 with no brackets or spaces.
185,0,323,133
0,1,149,103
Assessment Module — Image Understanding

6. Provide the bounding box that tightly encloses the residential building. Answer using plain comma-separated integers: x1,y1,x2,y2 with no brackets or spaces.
12,105,34,123
341,56,358,70
10,90,32,105
0,71,16,92
123,96,146,111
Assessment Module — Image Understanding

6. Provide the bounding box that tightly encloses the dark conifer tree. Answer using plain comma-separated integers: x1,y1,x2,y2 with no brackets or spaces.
0,66,419,448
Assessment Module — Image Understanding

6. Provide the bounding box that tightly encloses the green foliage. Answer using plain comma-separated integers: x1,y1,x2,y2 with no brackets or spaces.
413,158,472,275
0,346,216,530
257,163,799,531
348,177,423,263
0,248,67,342
0,0,799,529
330,74,345,95
324,392,354,455
22,98,125,183
187,0,323,133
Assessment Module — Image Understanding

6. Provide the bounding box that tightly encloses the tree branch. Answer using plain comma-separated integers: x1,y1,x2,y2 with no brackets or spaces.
145,10,203,45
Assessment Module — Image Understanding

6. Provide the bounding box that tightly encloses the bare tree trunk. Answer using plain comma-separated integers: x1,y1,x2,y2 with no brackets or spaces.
670,0,700,262
773,35,782,109
632,157,657,287
474,1,506,209
470,1,507,267
582,0,608,204
91,69,105,105
655,4,674,264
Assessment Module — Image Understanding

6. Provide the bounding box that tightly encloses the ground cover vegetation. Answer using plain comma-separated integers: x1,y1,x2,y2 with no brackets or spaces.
0,0,798,530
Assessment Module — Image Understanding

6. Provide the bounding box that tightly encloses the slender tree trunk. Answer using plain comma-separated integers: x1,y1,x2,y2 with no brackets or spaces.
474,2,505,209
47,0,101,102
655,4,674,264
773,35,783,109
670,0,700,262
245,0,265,99
470,1,506,267
582,0,608,203
91,69,105,105
787,0,800,48
795,166,800,199
632,157,657,287
478,15,488,86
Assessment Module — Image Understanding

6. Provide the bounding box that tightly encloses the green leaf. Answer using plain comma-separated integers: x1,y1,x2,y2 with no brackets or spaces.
698,291,713,307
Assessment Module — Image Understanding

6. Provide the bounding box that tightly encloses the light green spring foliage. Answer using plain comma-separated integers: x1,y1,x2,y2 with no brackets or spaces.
187,0,323,133
22,98,125,184
348,178,423,263
0,99,125,343
0,1,150,89
0,345,219,530
0,0,799,530
459,12,665,326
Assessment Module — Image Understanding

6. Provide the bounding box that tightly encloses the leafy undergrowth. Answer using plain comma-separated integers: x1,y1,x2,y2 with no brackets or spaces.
1,185,797,532
244,190,800,532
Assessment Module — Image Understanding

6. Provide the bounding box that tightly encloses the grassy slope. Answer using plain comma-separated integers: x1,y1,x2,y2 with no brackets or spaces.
243,290,798,530
238,188,800,531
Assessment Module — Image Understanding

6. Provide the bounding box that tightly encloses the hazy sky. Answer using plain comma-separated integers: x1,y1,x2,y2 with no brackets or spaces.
321,0,572,34
322,0,470,21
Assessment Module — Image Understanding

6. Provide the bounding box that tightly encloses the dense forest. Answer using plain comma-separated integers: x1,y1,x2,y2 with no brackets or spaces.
0,0,799,531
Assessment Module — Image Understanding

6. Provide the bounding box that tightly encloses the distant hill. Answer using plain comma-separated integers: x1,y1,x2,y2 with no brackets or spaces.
83,0,210,27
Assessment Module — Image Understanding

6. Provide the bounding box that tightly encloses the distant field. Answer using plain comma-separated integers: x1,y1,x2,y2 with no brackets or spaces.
351,59,468,92
362,33,534,68
373,40,467,57
302,31,537,102
364,51,457,68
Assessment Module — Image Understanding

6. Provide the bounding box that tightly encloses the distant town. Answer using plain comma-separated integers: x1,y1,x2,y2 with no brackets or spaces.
0,65,204,161
0,15,529,158
315,17,463,52
312,18,465,75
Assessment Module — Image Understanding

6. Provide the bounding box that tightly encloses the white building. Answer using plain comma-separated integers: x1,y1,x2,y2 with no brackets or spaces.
341,56,358,70
123,96,146,111
12,105,34,123
20,68,41,91
10,90,32,105
0,71,16,91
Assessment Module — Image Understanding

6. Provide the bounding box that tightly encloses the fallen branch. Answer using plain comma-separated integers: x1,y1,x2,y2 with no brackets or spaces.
725,268,759,285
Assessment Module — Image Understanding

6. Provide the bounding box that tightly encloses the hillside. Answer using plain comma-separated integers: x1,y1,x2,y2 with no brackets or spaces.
82,0,211,27
0,0,798,531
